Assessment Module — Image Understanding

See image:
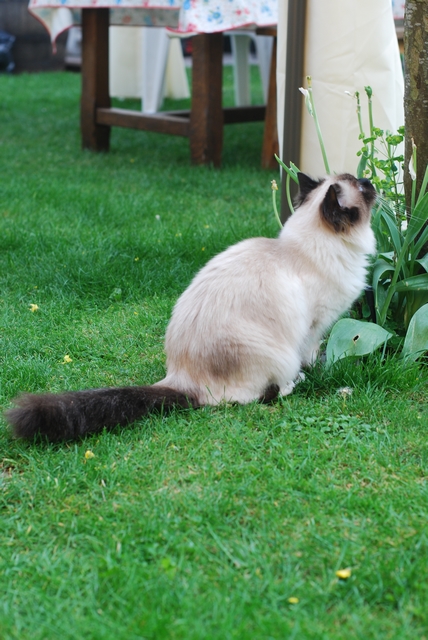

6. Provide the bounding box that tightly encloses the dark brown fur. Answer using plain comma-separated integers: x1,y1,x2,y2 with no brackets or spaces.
5,382,281,441
294,174,323,207
322,184,360,233
6,386,197,442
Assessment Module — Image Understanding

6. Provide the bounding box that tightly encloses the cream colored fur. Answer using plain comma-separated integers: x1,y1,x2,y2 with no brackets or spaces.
154,174,376,405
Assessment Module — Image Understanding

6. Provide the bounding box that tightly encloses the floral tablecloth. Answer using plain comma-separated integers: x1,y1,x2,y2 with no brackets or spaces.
391,0,405,20
28,0,277,43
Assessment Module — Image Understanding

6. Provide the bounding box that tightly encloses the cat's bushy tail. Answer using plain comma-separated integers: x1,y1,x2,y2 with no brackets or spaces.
5,386,196,442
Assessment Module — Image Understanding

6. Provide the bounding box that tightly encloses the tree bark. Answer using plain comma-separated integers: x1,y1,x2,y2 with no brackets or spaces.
404,1,428,203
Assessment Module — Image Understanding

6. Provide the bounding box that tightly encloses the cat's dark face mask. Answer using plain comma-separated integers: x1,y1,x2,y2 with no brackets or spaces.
357,177,376,206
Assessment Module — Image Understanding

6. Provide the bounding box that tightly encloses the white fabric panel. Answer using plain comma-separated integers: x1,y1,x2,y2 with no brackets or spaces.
277,0,404,178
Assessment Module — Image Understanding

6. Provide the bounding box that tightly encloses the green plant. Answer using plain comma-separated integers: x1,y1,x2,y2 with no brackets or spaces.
353,88,428,332
273,77,329,221
353,88,405,210
274,82,428,362
326,318,392,365
345,90,428,360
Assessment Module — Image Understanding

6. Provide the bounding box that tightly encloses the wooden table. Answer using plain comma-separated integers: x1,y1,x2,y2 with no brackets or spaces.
81,9,278,168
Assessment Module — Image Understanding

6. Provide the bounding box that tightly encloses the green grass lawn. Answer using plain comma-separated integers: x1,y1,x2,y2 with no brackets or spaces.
0,69,427,640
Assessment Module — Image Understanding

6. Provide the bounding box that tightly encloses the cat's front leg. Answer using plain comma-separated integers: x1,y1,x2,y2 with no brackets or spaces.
301,337,321,368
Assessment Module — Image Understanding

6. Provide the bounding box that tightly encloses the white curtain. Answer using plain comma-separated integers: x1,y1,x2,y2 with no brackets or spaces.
277,0,404,177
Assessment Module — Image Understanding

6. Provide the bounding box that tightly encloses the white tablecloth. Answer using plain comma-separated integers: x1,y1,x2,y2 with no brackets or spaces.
28,0,277,43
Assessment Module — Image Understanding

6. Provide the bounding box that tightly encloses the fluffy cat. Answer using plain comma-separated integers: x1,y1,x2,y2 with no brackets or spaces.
6,173,376,441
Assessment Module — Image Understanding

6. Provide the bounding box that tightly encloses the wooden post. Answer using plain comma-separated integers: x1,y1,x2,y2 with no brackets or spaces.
260,29,279,170
81,8,111,151
190,33,223,167
280,0,307,221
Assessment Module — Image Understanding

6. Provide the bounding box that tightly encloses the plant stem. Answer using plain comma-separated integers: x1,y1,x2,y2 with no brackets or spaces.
271,180,283,228
384,137,401,215
285,173,295,216
307,77,330,174
365,86,376,176
355,91,365,139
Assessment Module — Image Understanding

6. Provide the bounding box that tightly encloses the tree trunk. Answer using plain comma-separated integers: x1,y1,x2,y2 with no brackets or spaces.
404,1,428,205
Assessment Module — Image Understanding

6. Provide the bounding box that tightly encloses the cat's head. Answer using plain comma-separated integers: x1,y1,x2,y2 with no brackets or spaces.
296,172,376,234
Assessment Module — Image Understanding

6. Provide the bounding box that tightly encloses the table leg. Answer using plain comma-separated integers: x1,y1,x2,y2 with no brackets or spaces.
190,33,223,167
81,8,111,151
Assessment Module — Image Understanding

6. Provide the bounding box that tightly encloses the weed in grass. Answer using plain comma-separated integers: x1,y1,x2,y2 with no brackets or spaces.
0,71,427,640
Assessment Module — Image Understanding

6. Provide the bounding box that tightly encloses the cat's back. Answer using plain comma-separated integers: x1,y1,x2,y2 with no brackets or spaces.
165,235,290,337
180,236,280,298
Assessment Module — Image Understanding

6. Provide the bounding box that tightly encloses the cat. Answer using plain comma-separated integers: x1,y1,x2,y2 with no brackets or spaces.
5,173,376,442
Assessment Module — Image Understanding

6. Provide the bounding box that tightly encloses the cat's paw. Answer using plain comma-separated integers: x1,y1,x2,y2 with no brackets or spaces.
280,381,295,396
280,372,305,397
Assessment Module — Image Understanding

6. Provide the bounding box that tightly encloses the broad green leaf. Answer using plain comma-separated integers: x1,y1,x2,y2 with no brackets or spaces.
407,192,428,243
393,273,428,293
326,319,392,364
402,303,428,360
371,202,383,226
372,258,395,288
416,252,428,273
357,152,368,178
379,207,402,255
371,258,395,321
377,251,395,263
416,164,428,205
413,224,428,258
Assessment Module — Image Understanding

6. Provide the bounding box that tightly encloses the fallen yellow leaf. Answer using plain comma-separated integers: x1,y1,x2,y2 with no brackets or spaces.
336,568,352,579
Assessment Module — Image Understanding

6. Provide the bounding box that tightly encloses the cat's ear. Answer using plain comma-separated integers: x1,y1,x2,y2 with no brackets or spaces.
321,184,359,233
297,173,319,202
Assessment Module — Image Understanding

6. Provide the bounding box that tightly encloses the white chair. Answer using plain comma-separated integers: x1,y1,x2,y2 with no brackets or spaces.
67,26,273,112
109,26,190,113
229,31,273,106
